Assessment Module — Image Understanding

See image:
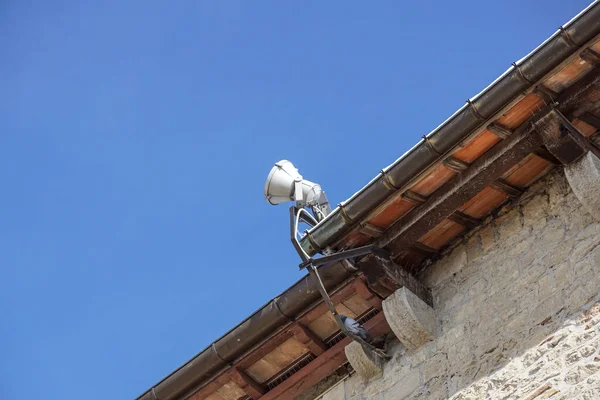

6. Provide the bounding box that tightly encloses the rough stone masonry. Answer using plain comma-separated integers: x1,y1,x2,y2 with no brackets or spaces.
316,166,600,400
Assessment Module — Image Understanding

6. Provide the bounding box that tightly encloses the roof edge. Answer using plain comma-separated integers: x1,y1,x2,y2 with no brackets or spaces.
135,2,600,399
299,0,600,256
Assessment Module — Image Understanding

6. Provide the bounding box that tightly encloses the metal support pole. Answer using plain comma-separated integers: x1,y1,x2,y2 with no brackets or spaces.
289,206,389,359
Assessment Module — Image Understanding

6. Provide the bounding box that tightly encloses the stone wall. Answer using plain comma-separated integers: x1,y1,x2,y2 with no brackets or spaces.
319,168,600,399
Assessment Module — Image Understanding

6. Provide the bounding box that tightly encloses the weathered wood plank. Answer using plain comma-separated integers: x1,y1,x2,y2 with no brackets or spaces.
359,255,433,307
358,222,385,238
259,312,389,400
487,123,513,139
443,156,470,173
536,108,589,165
231,367,266,399
373,122,542,256
401,190,427,205
296,280,358,326
490,178,526,197
368,69,600,270
580,48,600,66
579,112,600,130
533,146,561,165
352,277,383,310
447,211,482,229
235,329,295,370
291,322,327,356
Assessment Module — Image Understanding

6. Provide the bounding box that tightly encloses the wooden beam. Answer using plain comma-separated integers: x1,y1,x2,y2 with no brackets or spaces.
533,85,559,104
409,242,438,257
447,211,482,229
291,322,328,356
190,276,377,399
579,112,600,130
559,67,600,116
189,59,600,400
359,255,433,307
490,178,526,197
352,277,383,310
588,138,600,160
533,146,561,165
258,312,389,400
487,123,513,139
373,120,542,257
580,48,600,67
235,328,295,370
296,280,358,326
443,156,470,173
402,190,427,205
535,108,589,165
368,70,600,268
358,222,385,238
188,379,223,400
231,367,266,399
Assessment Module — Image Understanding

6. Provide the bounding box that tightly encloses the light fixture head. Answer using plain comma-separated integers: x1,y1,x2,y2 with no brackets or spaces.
264,160,303,205
264,160,332,221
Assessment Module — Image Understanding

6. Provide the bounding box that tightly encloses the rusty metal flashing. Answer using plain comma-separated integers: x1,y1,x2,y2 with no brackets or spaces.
136,4,600,400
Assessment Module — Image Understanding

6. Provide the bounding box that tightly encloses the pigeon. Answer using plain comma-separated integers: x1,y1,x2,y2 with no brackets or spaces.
339,314,374,343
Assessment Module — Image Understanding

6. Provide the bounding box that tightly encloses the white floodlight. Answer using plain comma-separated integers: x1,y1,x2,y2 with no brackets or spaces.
264,160,331,221
264,161,390,360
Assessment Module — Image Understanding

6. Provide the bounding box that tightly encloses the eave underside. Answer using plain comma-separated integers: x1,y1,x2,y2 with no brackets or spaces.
185,33,600,400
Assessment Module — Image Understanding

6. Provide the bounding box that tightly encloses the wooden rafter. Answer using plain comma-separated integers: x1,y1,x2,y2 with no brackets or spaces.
370,71,600,260
231,367,266,399
291,322,327,356
192,275,387,400
359,255,433,306
536,108,590,164
374,124,542,256
258,312,389,400
490,178,525,197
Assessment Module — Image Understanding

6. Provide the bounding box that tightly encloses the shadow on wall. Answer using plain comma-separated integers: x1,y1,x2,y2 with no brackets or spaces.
334,169,600,399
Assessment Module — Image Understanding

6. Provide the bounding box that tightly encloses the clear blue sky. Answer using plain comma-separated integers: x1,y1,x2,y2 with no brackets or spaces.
0,1,592,399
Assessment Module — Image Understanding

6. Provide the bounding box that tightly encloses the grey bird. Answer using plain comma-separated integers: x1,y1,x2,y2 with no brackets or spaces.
339,314,374,343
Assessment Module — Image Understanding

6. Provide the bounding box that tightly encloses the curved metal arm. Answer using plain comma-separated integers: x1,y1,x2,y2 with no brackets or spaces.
307,264,390,359
288,206,389,359
289,206,317,262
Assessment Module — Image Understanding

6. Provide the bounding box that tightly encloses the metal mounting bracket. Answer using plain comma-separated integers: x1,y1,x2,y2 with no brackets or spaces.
298,244,390,270
288,206,390,360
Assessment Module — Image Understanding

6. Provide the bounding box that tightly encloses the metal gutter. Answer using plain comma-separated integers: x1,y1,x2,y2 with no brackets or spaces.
299,0,600,256
135,261,356,400
136,3,600,399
